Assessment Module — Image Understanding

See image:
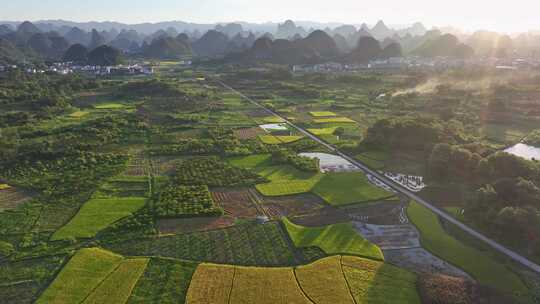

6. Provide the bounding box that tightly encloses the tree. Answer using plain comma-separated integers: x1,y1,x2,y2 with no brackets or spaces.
63,43,88,63
450,147,473,178
428,143,452,180
87,45,122,66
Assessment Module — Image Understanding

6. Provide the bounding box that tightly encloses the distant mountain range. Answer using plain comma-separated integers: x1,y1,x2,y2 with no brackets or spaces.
0,19,539,65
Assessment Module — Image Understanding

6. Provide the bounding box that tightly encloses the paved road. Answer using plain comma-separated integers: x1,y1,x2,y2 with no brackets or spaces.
216,79,540,274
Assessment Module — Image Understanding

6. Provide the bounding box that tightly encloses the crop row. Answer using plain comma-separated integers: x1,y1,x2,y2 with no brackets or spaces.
106,222,299,266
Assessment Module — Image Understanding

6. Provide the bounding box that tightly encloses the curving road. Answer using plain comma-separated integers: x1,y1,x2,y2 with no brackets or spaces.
216,78,540,274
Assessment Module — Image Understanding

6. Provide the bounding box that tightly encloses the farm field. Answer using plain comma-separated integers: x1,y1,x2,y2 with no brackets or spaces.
94,102,132,109
254,164,323,196
105,222,300,266
407,201,529,295
295,256,354,304
283,218,384,260
341,255,421,304
313,117,356,124
211,189,261,219
82,258,149,304
1,62,539,304
309,111,338,117
69,110,90,118
312,172,394,205
52,197,147,240
128,258,198,304
36,248,125,304
307,127,337,135
258,135,304,144
0,255,67,304
186,255,420,304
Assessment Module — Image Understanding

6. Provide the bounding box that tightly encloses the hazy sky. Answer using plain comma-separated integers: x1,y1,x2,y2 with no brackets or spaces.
1,0,538,33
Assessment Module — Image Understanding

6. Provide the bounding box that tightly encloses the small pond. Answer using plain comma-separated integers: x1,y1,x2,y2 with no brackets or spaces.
504,143,540,161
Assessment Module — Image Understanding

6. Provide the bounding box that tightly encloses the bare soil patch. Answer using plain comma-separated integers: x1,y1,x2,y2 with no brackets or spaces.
211,189,261,219
345,200,407,225
233,127,265,140
258,193,325,218
157,216,235,234
290,207,350,227
124,154,151,176
151,156,186,176
0,187,32,210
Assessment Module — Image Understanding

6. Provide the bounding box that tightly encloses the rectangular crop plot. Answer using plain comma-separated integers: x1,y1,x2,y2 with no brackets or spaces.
83,258,149,304
69,111,89,118
36,248,124,304
52,197,147,240
186,256,414,304
313,172,394,206
128,258,198,304
105,222,299,266
314,117,356,124
307,127,337,135
254,165,323,197
295,256,354,304
233,127,265,140
258,135,304,144
211,189,261,219
174,157,267,187
229,266,311,304
155,185,220,217
94,103,131,109
309,111,338,117
186,264,235,304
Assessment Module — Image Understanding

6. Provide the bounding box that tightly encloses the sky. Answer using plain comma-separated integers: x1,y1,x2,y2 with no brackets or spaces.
1,0,538,33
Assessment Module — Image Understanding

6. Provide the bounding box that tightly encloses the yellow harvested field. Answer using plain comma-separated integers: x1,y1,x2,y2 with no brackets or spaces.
186,264,235,304
229,266,311,304
186,256,420,304
314,117,356,124
69,111,89,118
295,256,354,304
36,248,124,304
83,258,149,304
258,135,304,144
